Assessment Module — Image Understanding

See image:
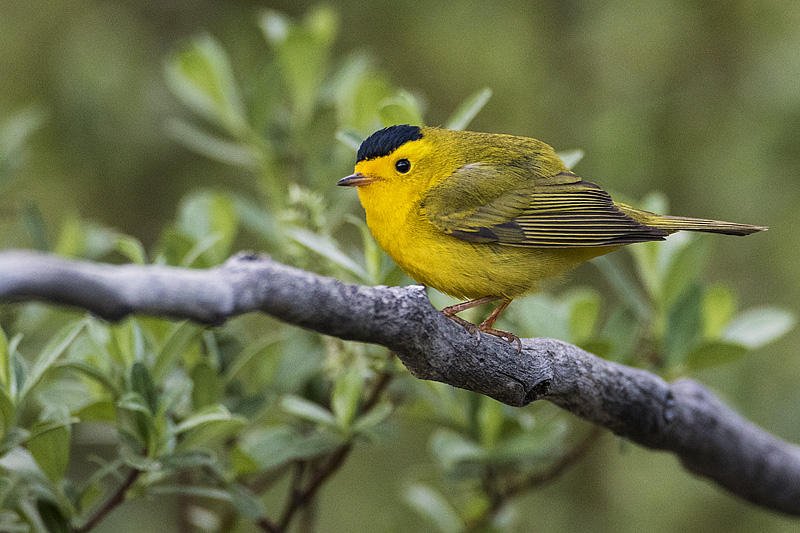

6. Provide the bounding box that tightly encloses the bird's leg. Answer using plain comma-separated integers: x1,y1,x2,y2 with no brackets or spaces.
441,296,500,335
477,299,511,330
441,295,500,316
477,299,522,352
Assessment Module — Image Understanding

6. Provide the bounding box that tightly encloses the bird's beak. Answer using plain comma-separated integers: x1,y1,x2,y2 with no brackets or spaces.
337,172,376,187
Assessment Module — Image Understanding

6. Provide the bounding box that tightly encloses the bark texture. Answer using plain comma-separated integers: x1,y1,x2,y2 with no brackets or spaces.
0,250,798,514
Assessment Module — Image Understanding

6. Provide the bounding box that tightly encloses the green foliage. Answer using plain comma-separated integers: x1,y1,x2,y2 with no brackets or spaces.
0,6,795,533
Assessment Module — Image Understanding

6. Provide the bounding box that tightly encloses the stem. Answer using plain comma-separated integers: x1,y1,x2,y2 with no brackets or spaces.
467,426,603,531
74,468,140,533
272,353,395,531
505,426,603,497
256,517,281,533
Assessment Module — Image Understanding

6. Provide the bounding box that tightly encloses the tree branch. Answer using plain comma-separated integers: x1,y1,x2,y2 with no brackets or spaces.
1,250,799,515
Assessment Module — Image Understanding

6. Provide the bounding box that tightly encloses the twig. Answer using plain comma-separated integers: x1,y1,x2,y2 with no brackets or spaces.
274,355,395,531
74,468,140,533
467,427,603,530
275,444,353,531
256,516,280,533
504,425,603,498
1,250,799,515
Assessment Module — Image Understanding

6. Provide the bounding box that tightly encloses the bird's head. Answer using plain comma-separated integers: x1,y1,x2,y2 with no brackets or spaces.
338,125,453,195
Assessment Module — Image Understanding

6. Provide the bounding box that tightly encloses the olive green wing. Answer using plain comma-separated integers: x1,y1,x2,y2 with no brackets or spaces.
420,163,668,247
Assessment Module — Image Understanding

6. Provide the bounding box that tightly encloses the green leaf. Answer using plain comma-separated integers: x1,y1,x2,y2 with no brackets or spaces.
335,127,363,151
152,485,265,520
152,322,202,383
176,191,239,266
445,87,492,130
628,240,661,300
429,429,483,470
331,364,363,429
338,70,394,130
52,215,82,258
27,418,73,482
280,395,336,426
259,7,338,124
660,235,708,309
160,450,217,471
130,363,158,414
237,426,296,471
237,426,342,471
640,191,669,215
108,318,143,367
592,255,650,323
352,401,393,434
222,332,283,386
0,327,9,388
75,400,116,422
628,192,672,299
54,360,119,396
160,372,193,415
166,118,260,170
685,342,748,371
0,510,28,533
702,284,736,339
0,428,30,457
0,387,15,438
722,307,796,349
230,194,281,249
174,405,237,435
259,10,290,44
344,214,383,284
22,202,50,252
0,105,45,186
81,221,123,260
191,361,221,409
664,283,703,367
226,484,268,520
36,500,70,533
507,293,569,340
566,288,602,343
477,396,504,448
117,392,152,417
179,233,224,268
165,34,247,135
19,320,86,403
114,235,147,264
404,484,464,533
149,484,232,502
486,419,568,463
176,416,246,452
286,227,368,279
379,90,424,127
556,149,585,170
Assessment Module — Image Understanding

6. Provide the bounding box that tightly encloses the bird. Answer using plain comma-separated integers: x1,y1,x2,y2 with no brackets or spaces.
338,125,766,345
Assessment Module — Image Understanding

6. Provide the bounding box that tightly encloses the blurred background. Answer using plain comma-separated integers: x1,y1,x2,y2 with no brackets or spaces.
1,1,799,531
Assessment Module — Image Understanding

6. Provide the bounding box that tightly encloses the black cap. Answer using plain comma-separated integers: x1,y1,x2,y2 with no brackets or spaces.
356,125,423,162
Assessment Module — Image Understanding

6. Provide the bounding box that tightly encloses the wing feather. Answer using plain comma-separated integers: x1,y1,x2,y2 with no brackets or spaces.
421,164,667,247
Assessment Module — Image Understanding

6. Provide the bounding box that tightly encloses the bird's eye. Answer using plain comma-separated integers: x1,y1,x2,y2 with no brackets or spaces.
395,158,411,173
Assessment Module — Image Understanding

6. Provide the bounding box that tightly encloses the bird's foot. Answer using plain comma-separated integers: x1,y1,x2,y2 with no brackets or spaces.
477,325,522,353
443,312,482,342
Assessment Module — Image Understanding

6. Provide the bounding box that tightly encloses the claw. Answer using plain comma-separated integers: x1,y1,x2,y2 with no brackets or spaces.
478,326,522,354
440,296,519,351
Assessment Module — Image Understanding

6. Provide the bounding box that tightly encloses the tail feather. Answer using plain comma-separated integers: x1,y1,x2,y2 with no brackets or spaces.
618,205,767,236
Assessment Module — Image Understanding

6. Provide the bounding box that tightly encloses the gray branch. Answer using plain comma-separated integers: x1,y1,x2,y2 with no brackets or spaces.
0,250,798,515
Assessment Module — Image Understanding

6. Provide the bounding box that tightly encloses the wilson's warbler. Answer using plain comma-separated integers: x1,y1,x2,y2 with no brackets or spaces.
338,125,766,344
